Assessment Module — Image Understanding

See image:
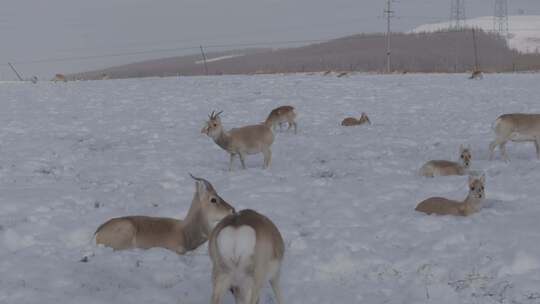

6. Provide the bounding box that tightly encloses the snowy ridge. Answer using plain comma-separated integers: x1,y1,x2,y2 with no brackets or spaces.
412,15,540,53
195,54,245,64
1,74,540,303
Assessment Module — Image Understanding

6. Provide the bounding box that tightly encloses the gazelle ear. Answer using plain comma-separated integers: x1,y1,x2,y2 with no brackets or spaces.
201,122,209,134
195,180,211,201
480,173,486,184
468,175,475,186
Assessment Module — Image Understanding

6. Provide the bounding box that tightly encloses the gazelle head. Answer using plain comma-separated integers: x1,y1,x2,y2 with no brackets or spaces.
468,174,485,200
201,110,224,138
190,174,234,230
459,144,472,168
360,112,371,125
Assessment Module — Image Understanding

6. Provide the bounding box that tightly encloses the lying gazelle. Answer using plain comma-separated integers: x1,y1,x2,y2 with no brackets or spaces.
202,111,274,170
52,73,67,82
415,174,485,216
469,70,483,80
264,105,298,134
94,175,234,254
489,113,540,161
209,209,284,304
419,145,471,177
341,112,371,126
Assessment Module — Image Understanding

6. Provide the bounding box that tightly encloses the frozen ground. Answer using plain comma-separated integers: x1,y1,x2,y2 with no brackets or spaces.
1,73,540,304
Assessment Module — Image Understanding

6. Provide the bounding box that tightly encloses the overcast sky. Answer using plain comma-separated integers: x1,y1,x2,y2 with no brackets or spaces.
1,0,540,80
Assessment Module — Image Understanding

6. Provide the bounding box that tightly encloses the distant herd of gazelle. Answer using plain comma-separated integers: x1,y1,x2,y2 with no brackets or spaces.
93,107,540,304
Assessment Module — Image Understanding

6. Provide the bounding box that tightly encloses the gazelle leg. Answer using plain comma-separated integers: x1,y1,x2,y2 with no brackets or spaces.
248,278,263,304
211,273,231,304
270,271,283,304
262,148,272,169
238,153,247,169
488,140,497,160
500,142,510,162
535,138,540,160
489,137,506,161
229,154,236,171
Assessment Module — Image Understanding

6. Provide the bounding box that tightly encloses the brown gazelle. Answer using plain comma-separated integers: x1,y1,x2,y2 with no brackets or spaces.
341,112,371,126
415,174,485,216
419,145,471,177
95,175,234,254
469,70,483,79
202,111,274,170
489,113,540,161
209,209,284,304
264,105,298,134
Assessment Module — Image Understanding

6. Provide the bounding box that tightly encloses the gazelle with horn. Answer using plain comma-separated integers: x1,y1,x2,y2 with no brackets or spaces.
264,105,298,134
489,113,540,161
202,111,274,170
209,209,285,304
94,175,234,254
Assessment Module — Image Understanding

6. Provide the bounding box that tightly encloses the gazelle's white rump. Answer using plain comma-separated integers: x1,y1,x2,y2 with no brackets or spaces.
216,225,256,266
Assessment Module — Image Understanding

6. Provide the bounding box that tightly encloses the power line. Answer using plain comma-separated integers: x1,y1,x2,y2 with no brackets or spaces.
0,38,333,66
494,0,509,37
384,0,395,73
450,0,466,30
1,26,538,69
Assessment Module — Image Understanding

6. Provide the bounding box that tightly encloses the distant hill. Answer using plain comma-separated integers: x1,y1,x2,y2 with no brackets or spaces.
413,15,540,53
71,29,540,80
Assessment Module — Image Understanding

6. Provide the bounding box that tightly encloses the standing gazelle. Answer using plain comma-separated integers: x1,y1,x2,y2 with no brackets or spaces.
489,113,540,161
419,145,472,177
264,105,297,134
95,175,234,254
209,209,284,304
202,111,274,170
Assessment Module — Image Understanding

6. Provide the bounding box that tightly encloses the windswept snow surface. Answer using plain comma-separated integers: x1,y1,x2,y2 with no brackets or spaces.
412,15,540,53
1,74,540,303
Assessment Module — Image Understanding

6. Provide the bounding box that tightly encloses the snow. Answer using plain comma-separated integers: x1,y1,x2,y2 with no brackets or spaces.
195,54,245,64
1,73,540,303
412,15,540,53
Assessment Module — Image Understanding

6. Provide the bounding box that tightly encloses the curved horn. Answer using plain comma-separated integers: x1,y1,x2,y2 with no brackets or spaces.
215,110,223,117
189,173,202,181
188,173,213,191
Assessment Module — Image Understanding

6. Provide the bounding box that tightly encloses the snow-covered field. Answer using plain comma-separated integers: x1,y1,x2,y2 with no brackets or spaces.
1,73,540,304
413,15,540,53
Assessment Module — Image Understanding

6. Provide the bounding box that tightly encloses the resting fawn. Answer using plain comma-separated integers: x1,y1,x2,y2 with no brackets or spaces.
415,174,485,216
